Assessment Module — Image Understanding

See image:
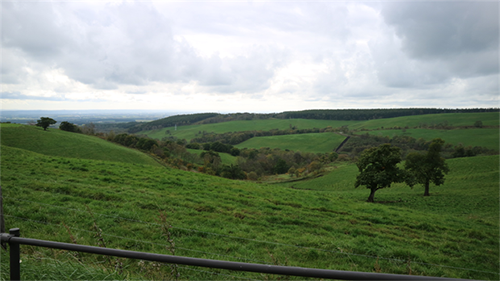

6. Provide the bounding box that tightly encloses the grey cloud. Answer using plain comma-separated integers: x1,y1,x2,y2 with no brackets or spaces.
1,48,29,84
200,45,290,93
369,34,452,88
2,1,284,94
1,2,72,59
381,2,499,77
160,2,350,50
1,92,66,101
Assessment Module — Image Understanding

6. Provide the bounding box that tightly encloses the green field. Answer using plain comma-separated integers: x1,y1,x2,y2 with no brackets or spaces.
138,112,499,142
2,146,499,280
365,128,499,150
281,156,499,224
235,132,346,153
0,124,161,167
1,122,499,280
139,119,361,141
348,112,499,130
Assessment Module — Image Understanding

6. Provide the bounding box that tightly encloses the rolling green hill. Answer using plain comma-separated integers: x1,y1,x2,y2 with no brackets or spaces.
139,119,361,141
0,123,161,167
365,128,499,150
348,112,499,130
1,130,498,279
137,113,499,152
235,132,346,153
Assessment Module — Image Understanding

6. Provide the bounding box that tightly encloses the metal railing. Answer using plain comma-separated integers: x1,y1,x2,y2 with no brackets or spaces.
1,228,468,281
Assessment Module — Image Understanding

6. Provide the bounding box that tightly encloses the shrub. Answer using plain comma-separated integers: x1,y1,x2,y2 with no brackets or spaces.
59,121,81,133
247,171,258,181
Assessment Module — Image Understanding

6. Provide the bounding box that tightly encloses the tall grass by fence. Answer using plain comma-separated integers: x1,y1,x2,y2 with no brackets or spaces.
5,196,497,276
2,228,466,280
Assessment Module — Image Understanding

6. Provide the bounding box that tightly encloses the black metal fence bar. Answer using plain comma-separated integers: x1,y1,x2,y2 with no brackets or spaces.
0,230,467,281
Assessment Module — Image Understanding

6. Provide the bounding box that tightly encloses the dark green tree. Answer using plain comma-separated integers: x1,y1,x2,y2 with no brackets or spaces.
273,158,290,174
36,117,57,131
355,144,408,202
220,164,246,180
200,150,221,170
230,147,240,156
59,121,81,133
405,138,449,196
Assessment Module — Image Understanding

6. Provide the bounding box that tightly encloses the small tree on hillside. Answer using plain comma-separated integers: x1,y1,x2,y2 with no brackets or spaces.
405,138,449,196
355,144,408,202
36,117,57,131
59,121,81,133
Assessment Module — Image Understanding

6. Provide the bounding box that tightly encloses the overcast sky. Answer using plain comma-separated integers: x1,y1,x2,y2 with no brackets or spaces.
1,0,498,113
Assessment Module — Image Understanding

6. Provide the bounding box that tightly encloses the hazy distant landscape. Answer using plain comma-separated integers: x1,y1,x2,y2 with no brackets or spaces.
0,110,185,125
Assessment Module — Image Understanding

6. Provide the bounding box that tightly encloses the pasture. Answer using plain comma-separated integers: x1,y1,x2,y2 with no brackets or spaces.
139,118,361,141
235,132,346,153
0,124,161,167
365,128,499,150
1,146,498,280
348,112,499,130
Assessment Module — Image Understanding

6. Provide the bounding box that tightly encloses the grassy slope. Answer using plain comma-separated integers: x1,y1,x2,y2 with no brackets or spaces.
0,124,161,167
140,119,361,141
348,112,499,130
365,128,499,150
235,132,346,153
280,156,499,223
1,142,498,280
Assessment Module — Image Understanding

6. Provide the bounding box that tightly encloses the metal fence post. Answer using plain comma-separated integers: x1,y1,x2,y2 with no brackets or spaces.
9,228,20,281
0,186,6,250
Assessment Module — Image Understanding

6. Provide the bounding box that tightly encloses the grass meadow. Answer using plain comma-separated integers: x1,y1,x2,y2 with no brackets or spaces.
140,119,361,141
138,112,499,142
235,132,346,153
348,112,499,130
0,124,161,167
1,124,498,280
364,128,500,150
0,113,500,280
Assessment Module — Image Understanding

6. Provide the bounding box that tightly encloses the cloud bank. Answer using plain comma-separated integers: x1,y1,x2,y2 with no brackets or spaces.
1,1,498,111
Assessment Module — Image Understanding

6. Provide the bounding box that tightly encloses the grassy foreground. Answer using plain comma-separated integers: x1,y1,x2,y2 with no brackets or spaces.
1,141,498,280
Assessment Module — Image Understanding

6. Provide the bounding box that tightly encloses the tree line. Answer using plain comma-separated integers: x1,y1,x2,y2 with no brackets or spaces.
128,113,220,133
278,108,498,121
